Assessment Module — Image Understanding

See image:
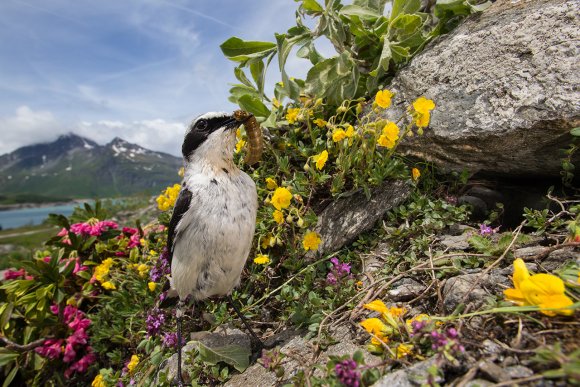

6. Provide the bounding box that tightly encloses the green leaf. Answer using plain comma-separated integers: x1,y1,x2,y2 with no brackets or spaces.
390,44,410,63
301,0,324,13
193,340,250,373
340,5,381,21
220,37,276,62
353,0,388,13
237,95,271,118
233,67,254,88
570,127,580,137
370,38,392,76
391,0,421,21
390,14,422,38
468,235,492,253
305,52,359,105
249,59,265,97
3,365,18,387
434,0,472,19
0,349,19,367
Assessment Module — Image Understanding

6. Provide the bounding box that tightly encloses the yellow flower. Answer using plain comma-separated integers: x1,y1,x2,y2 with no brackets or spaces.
377,122,400,149
261,235,274,249
273,210,284,224
375,89,394,109
127,355,139,374
150,250,158,256
412,97,435,115
314,150,328,170
332,129,347,142
395,343,413,359
313,118,327,128
101,281,116,290
412,97,435,128
253,254,270,265
363,300,389,315
412,168,421,181
360,317,387,335
414,111,431,128
92,374,106,387
504,258,574,316
235,139,246,153
345,125,355,138
302,231,321,251
94,258,114,283
137,263,149,277
265,177,278,190
286,108,300,124
148,282,157,292
272,98,281,108
236,128,242,139
389,306,407,318
156,183,181,211
271,187,292,210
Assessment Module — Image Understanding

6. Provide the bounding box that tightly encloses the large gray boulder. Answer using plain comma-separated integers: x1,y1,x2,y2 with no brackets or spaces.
373,0,580,178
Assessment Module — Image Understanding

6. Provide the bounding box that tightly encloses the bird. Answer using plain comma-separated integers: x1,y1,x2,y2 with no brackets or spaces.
166,111,259,386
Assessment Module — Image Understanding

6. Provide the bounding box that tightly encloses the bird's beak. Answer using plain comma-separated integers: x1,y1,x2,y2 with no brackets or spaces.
223,113,250,131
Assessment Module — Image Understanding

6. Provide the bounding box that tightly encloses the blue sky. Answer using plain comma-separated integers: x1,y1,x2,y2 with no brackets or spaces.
0,0,323,156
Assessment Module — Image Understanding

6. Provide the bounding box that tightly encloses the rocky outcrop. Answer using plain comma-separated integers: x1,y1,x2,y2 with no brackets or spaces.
372,0,580,178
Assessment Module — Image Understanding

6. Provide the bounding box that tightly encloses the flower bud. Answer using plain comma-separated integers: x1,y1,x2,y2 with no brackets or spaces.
297,218,304,227
303,164,310,172
286,215,293,223
336,106,347,113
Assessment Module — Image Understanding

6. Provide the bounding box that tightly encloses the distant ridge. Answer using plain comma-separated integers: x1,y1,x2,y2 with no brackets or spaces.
0,134,182,198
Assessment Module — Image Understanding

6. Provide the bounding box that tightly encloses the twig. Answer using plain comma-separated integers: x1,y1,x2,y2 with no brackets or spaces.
494,374,544,386
528,241,580,261
0,335,49,352
454,365,478,387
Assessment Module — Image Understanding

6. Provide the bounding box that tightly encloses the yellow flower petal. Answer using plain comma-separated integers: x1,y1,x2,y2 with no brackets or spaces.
412,97,435,115
273,210,284,224
127,355,139,373
512,258,530,291
271,187,292,210
412,168,420,181
360,317,387,335
375,89,394,109
302,231,321,251
314,150,328,170
332,129,347,142
253,254,270,265
265,178,278,190
148,282,157,292
363,300,389,315
537,294,574,316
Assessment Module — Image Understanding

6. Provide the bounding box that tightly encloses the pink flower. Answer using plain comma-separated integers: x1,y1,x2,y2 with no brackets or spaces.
68,350,96,373
127,233,141,248
43,256,52,263
123,227,138,235
63,343,77,363
57,228,68,237
3,268,26,280
35,339,64,360
69,316,91,331
69,220,118,237
66,329,88,347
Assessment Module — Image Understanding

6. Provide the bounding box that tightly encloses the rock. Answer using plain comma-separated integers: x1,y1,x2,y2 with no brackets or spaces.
159,328,252,384
442,272,511,313
439,232,473,251
387,278,426,302
312,179,411,257
372,357,443,387
505,365,534,379
478,360,511,382
370,0,580,178
464,379,495,387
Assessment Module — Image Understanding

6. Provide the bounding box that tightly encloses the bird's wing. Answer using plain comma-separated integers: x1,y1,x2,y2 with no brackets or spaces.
167,185,192,266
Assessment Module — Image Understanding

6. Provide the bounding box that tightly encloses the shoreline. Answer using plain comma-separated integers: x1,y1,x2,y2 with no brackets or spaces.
0,199,92,212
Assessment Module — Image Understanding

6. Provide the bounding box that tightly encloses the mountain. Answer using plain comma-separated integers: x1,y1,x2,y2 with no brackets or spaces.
0,134,182,199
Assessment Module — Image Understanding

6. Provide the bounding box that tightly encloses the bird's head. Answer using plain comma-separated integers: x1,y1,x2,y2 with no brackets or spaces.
182,111,246,164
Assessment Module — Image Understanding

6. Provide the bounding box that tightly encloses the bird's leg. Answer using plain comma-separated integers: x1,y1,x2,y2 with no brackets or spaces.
176,299,186,387
227,295,263,352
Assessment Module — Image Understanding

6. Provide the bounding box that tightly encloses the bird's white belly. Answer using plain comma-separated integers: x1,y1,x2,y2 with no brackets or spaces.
171,172,257,300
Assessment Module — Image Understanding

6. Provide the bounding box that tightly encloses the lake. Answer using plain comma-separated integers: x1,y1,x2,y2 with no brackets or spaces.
0,203,82,230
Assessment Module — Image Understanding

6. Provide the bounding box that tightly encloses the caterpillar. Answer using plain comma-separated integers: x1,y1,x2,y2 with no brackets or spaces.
233,110,263,165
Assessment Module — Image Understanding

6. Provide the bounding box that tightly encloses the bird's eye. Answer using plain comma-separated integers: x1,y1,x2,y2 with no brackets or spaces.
197,119,208,131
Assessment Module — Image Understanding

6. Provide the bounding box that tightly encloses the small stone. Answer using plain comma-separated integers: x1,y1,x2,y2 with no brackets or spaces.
464,379,495,387
373,357,442,387
439,233,472,250
478,360,511,382
481,340,503,356
387,278,426,301
505,365,534,379
443,273,488,313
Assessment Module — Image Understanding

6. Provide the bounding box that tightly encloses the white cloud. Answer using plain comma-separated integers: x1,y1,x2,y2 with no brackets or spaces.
0,106,67,155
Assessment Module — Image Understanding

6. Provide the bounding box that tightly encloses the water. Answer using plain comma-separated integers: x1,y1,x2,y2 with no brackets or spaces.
0,203,81,230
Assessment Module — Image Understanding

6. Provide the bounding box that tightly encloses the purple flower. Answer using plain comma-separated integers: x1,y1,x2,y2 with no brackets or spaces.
162,332,178,348
150,249,170,282
334,359,360,387
146,307,166,336
326,257,352,285
479,224,494,236
411,320,427,335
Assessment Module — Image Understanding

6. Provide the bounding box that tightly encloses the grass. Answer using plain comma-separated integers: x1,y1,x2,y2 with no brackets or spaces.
0,224,59,270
